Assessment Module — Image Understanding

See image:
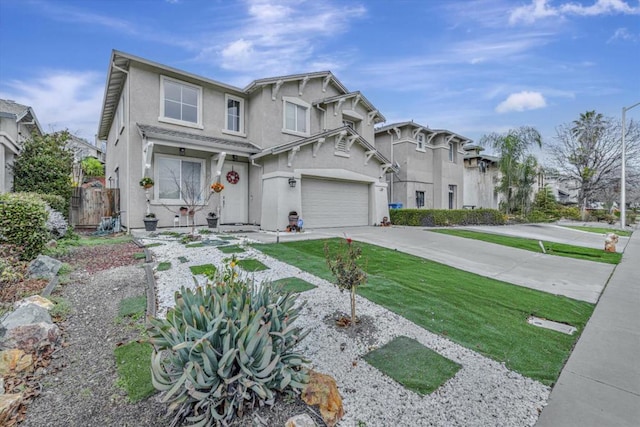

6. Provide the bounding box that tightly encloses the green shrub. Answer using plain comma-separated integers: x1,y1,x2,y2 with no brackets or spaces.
0,193,49,260
390,208,505,227
35,193,66,214
0,244,27,286
148,268,308,426
559,206,581,220
81,157,104,177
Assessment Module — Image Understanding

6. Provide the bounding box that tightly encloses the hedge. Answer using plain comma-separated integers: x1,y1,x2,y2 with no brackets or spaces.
0,192,49,260
389,208,506,227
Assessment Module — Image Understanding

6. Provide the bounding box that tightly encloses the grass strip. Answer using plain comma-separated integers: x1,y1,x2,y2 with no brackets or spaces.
190,264,216,276
561,225,632,237
114,340,155,402
144,243,163,248
431,229,621,264
236,259,269,272
272,277,316,293
133,252,146,260
219,245,245,254
118,295,147,319
253,238,594,386
185,243,205,248
157,262,171,271
364,336,460,395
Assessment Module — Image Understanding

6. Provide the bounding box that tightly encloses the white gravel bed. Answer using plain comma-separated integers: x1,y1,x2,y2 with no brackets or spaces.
137,232,550,427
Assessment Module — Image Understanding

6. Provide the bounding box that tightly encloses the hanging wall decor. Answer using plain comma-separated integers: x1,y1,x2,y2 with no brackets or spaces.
226,170,240,184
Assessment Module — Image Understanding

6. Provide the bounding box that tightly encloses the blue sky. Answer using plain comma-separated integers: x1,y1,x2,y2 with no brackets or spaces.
1,0,639,157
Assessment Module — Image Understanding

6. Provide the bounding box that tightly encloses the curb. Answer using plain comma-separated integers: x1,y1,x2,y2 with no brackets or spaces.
132,237,157,320
41,276,59,298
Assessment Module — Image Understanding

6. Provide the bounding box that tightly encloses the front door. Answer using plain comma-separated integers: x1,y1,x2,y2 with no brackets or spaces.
220,162,248,224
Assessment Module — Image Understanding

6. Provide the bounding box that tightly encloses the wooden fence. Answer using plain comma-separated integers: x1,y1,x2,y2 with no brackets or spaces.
70,187,120,228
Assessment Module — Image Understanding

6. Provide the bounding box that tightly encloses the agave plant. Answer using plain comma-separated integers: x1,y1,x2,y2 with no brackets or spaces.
148,269,309,426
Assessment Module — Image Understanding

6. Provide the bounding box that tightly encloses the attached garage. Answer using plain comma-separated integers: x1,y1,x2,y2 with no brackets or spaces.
301,177,369,228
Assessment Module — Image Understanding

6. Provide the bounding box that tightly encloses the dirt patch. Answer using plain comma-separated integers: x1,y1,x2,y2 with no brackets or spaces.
324,311,379,347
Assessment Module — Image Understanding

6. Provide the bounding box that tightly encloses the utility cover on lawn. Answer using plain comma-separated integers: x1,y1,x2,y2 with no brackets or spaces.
527,316,577,335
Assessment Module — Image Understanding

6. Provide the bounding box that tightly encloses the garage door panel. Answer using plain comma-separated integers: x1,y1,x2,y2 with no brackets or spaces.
301,178,368,228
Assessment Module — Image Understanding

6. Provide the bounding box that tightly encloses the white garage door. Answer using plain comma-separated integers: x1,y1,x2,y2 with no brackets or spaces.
301,178,369,228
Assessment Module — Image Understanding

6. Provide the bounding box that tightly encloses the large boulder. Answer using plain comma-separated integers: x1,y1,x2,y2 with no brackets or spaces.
27,255,62,280
0,349,34,376
1,304,52,330
14,295,54,311
0,322,60,353
301,371,344,427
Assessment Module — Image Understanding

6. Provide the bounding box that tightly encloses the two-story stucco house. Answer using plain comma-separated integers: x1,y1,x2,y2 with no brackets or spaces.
0,99,43,193
97,50,392,231
374,121,470,210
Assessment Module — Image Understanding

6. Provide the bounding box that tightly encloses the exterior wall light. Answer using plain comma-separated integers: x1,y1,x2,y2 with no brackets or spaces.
288,177,297,188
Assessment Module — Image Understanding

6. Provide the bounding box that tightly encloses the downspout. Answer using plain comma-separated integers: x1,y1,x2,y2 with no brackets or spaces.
116,63,131,233
315,104,327,131
387,129,395,203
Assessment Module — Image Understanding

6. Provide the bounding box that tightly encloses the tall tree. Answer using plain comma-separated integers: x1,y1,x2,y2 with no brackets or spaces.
480,126,542,215
11,131,74,213
549,111,640,217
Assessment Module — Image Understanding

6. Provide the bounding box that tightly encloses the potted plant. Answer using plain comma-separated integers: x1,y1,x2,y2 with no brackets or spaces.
143,212,158,231
211,182,224,193
206,212,218,228
140,176,154,189
179,206,188,215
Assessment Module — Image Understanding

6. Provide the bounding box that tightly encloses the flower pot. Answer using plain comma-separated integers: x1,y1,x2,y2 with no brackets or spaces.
143,184,153,189
143,218,158,231
206,217,218,228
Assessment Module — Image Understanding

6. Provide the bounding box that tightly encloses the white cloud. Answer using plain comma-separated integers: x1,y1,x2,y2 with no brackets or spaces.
495,91,547,113
510,0,640,24
0,71,104,140
608,27,640,42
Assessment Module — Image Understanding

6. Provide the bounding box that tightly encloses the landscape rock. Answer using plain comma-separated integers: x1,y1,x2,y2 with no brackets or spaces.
1,304,52,331
301,371,344,427
27,255,62,280
0,349,34,375
284,414,317,427
0,393,23,424
14,296,54,311
0,322,60,352
285,413,316,427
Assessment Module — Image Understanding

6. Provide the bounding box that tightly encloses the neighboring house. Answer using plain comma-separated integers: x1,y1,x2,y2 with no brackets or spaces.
0,99,43,193
97,50,392,230
66,134,106,163
538,170,579,205
374,121,470,210
463,144,501,209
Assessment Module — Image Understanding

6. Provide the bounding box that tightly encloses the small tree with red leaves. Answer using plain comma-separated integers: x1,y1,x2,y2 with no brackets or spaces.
324,238,367,327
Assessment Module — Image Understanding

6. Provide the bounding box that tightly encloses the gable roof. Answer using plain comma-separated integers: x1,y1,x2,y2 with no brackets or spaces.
244,71,348,94
250,125,392,167
375,121,472,145
313,91,386,124
0,98,43,136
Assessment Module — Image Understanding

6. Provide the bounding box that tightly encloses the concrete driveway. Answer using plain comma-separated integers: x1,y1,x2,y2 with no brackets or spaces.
250,224,616,303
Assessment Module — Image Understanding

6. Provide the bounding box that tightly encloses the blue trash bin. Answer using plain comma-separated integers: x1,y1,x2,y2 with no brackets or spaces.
388,203,403,209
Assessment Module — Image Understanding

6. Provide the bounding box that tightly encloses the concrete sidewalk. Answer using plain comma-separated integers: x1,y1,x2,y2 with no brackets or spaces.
535,229,640,427
251,225,614,303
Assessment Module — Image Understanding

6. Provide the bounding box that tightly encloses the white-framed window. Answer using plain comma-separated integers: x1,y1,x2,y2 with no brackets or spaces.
116,95,125,134
343,120,355,130
416,191,425,208
159,76,202,128
449,142,457,162
448,184,457,209
155,154,206,203
416,133,425,151
283,96,310,136
225,94,244,134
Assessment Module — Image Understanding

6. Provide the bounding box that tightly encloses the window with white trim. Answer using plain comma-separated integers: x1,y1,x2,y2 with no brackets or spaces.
116,95,125,134
416,191,425,208
283,97,310,136
155,155,205,203
416,133,425,150
225,94,244,133
449,142,456,162
160,76,202,127
343,120,355,130
448,185,457,209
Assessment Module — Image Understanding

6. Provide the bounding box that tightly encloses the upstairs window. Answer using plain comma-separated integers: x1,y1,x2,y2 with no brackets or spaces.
160,76,202,127
449,142,456,162
416,133,425,150
343,120,355,130
283,97,310,136
116,95,125,134
225,94,244,134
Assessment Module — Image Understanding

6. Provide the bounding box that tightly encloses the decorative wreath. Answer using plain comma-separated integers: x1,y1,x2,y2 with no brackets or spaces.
211,182,225,193
226,170,240,184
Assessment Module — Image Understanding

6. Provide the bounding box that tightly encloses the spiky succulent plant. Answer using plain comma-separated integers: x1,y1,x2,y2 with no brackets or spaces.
148,271,308,426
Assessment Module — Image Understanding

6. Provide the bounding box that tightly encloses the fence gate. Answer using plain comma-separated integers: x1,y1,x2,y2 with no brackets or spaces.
70,187,120,229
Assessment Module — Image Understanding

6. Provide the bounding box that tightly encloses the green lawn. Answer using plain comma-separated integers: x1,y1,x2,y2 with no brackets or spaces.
219,245,245,254
253,239,595,386
271,277,317,293
236,259,269,272
431,229,621,264
114,340,155,402
561,225,632,237
364,336,460,395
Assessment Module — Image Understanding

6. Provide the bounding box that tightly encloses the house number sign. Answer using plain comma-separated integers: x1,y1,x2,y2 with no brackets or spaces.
226,170,240,184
